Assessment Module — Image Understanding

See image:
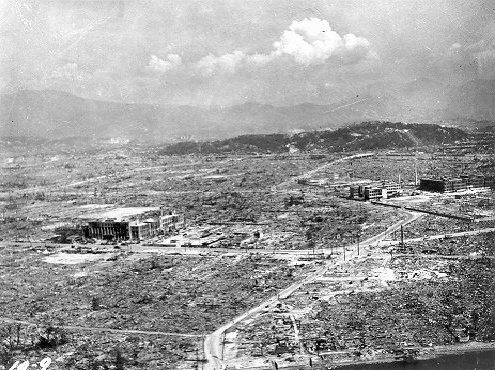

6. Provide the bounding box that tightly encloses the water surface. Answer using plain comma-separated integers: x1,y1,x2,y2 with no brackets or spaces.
336,350,495,370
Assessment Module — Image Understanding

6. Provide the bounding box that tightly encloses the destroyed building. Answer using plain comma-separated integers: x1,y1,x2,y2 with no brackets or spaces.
419,175,489,193
350,181,401,201
78,207,184,241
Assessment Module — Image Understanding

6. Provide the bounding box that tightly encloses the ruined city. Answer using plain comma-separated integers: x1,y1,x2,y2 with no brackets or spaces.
1,1,494,370
1,119,494,369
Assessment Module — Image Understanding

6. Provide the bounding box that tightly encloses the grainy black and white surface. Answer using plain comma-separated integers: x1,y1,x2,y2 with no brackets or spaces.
1,1,494,370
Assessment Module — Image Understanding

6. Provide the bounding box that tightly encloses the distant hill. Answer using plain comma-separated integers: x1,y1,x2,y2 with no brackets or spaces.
0,87,492,143
0,90,207,141
160,121,469,155
0,90,365,141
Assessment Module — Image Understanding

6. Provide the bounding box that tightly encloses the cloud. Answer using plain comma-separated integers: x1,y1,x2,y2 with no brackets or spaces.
273,18,373,65
189,17,374,76
148,54,182,73
195,50,246,76
194,51,278,76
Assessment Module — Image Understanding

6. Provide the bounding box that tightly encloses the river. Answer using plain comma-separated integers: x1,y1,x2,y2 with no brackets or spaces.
335,350,495,370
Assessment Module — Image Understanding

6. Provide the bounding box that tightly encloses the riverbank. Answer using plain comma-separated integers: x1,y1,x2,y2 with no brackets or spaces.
328,343,495,370
239,341,495,370
329,342,495,369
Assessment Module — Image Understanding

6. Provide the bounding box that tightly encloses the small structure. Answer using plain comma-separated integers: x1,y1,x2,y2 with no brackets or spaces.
78,207,184,242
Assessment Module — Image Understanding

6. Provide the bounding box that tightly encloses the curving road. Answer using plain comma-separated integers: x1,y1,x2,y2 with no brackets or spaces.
203,209,420,370
272,153,374,191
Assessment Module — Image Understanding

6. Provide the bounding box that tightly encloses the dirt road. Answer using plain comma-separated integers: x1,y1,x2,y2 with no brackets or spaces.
0,318,201,338
272,153,374,191
203,209,419,370
381,227,495,246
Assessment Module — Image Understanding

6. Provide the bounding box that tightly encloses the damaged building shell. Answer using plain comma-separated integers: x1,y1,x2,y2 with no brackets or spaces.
350,181,401,201
419,175,490,193
78,207,184,241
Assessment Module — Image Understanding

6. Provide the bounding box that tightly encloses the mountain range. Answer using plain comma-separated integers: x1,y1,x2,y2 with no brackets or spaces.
0,79,493,142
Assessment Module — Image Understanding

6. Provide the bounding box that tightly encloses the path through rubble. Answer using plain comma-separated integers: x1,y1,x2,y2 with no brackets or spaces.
0,318,202,338
203,209,421,370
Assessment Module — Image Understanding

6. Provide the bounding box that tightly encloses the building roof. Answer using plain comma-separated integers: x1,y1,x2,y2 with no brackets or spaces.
129,220,148,227
143,218,158,223
78,207,160,222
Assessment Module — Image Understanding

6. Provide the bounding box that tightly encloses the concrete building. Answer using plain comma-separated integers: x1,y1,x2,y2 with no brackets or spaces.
419,175,489,193
364,186,387,201
419,178,446,192
79,207,184,241
350,181,402,201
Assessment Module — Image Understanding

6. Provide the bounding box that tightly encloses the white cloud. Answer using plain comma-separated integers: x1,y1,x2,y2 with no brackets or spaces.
273,18,372,65
148,54,182,73
160,18,374,77
196,50,246,76
194,50,277,76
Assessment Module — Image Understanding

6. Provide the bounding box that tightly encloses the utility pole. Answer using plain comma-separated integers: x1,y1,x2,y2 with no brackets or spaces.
400,225,404,248
357,234,360,256
221,332,226,360
195,345,199,369
414,161,419,186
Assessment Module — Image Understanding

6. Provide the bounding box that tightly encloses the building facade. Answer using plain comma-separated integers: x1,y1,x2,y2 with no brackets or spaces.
350,181,401,201
80,207,184,241
419,175,489,193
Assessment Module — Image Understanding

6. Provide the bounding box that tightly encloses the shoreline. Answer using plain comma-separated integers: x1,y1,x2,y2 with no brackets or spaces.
328,341,495,369
239,341,495,369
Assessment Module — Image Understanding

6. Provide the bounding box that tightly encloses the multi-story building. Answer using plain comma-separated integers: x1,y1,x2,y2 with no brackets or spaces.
79,207,184,241
418,178,445,192
350,181,402,201
464,175,485,188
419,175,488,193
364,186,387,201
383,182,401,197
445,178,467,192
160,213,184,232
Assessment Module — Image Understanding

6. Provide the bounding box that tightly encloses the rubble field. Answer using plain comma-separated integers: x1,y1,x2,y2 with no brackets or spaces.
301,258,495,356
1,150,332,240
0,246,314,335
2,141,494,369
395,232,494,256
334,151,493,187
0,325,198,370
229,235,495,368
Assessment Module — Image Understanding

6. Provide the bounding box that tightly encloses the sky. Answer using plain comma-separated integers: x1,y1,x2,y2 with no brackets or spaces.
1,0,494,106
